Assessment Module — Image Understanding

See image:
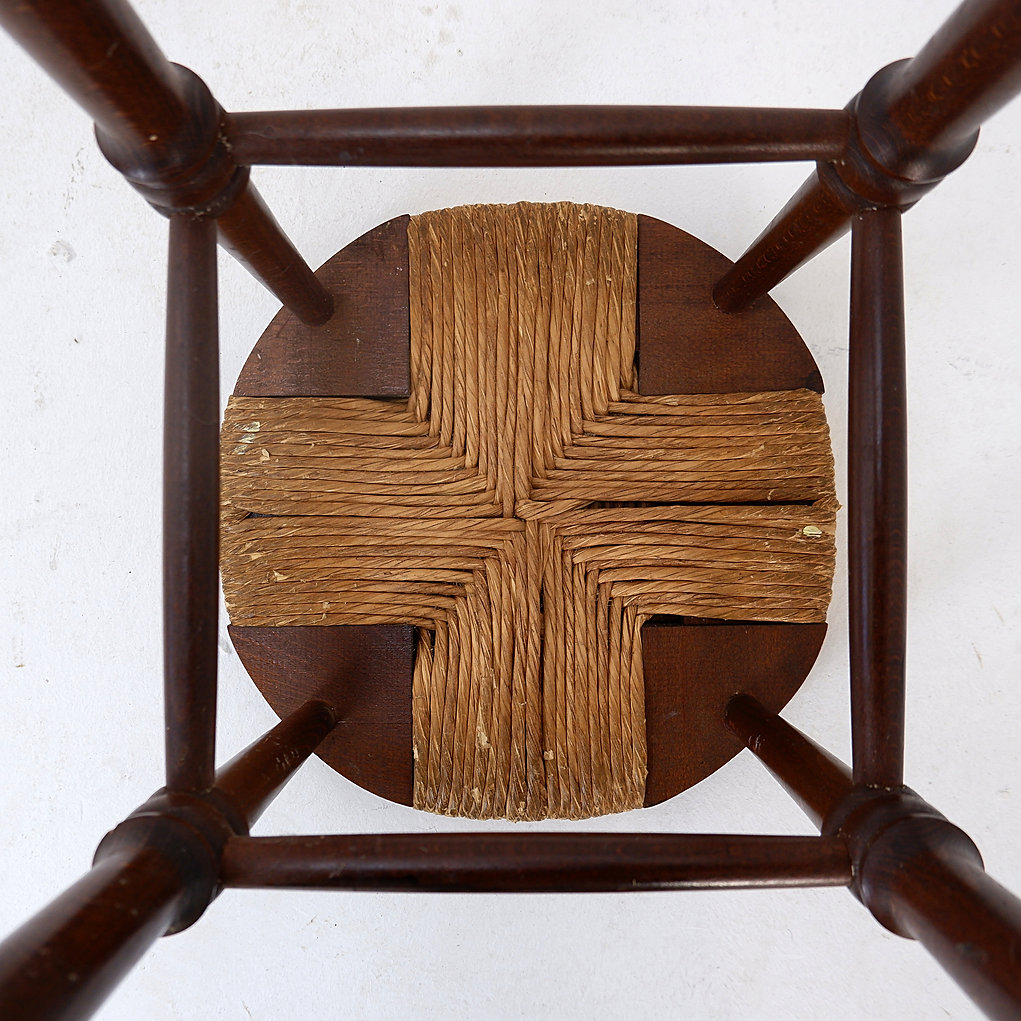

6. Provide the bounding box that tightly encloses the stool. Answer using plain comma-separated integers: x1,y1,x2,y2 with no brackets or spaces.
1,1,1020,1018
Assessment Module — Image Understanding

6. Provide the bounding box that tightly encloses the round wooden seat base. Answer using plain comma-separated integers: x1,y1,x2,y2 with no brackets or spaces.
224,208,833,814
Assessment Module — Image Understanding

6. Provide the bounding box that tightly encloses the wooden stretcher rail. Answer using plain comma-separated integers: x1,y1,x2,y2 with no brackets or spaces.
848,207,908,788
224,106,851,166
219,833,853,892
163,214,220,792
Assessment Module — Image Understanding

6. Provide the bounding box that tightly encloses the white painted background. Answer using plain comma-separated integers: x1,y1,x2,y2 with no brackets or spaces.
2,1,1021,1018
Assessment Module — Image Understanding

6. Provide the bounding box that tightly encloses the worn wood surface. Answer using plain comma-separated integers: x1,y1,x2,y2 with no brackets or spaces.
642,621,828,806
228,625,416,806
234,216,410,398
214,699,339,827
0,850,186,1021
637,214,823,394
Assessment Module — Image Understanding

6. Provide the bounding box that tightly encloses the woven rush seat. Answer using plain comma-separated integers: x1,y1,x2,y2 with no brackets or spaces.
220,201,837,820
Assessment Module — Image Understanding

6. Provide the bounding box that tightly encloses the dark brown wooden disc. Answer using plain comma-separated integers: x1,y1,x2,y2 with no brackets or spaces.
226,210,830,812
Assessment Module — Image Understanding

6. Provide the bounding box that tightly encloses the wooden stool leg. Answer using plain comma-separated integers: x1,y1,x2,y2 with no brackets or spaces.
0,0,332,324
216,185,333,327
214,700,338,829
711,170,856,315
0,699,337,1021
877,848,1021,1020
729,695,1021,1020
714,0,1021,312
725,694,852,827
0,849,186,1021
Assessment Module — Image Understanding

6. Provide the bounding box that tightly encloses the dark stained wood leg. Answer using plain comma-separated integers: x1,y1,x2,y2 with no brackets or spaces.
876,842,1021,1020
0,0,332,326
830,787,1021,1021
714,0,1021,314
214,700,338,830
712,170,855,313
216,183,334,326
0,697,342,1020
848,207,907,788
725,694,852,829
878,0,1021,158
220,832,852,892
0,849,186,1021
0,0,196,147
164,214,220,793
731,697,1021,1019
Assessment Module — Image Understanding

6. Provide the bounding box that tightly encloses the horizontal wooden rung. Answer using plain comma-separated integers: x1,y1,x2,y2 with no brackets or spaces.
220,833,851,892
225,106,850,167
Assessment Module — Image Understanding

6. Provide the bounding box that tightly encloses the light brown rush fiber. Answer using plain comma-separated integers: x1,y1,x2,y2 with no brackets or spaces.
221,202,837,821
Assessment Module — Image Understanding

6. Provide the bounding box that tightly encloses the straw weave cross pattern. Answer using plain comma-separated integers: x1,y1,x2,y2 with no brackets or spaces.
221,202,836,820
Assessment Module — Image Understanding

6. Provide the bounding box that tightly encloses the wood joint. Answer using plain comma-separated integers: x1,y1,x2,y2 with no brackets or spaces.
824,786,984,938
822,61,979,213
92,788,248,935
95,63,241,217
